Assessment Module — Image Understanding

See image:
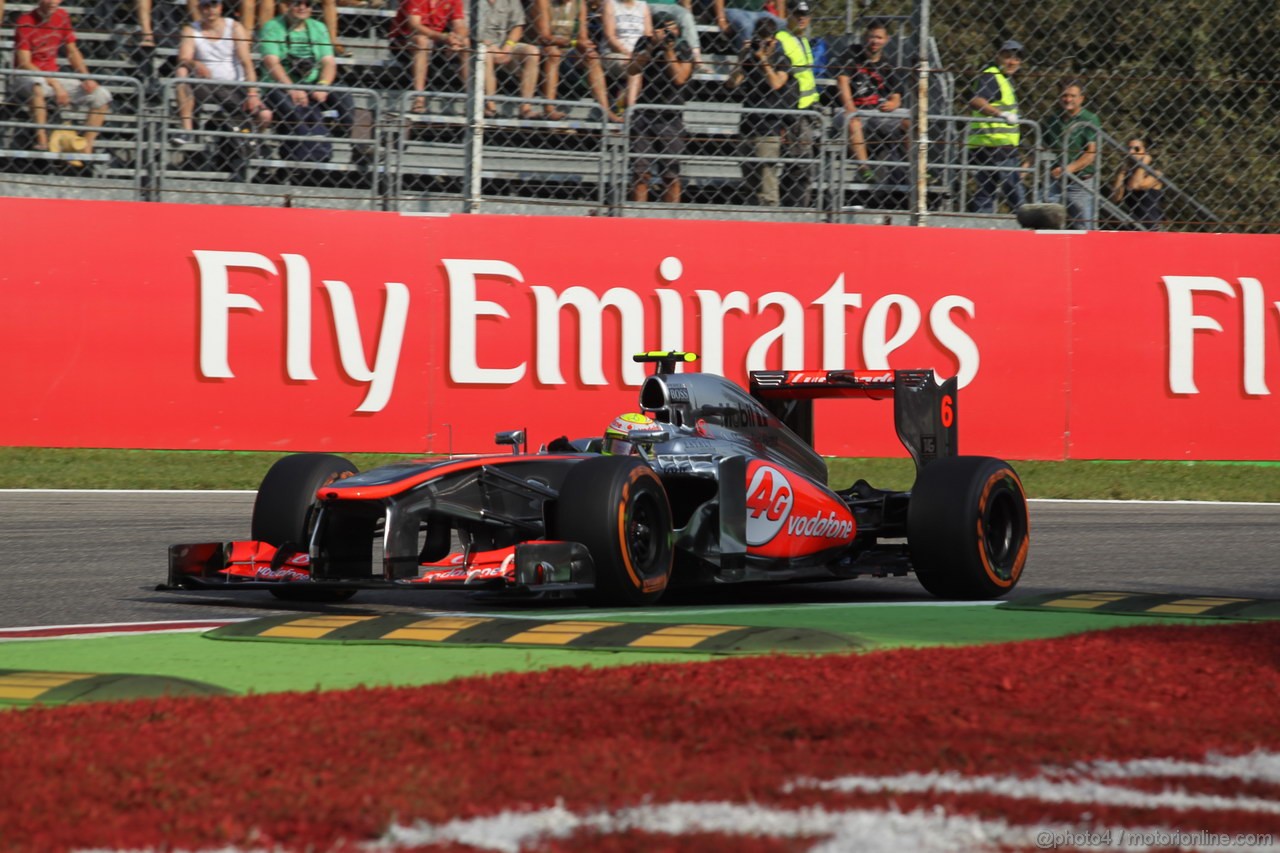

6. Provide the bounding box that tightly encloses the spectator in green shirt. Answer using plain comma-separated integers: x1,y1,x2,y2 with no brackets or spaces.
1041,80,1101,229
258,0,354,142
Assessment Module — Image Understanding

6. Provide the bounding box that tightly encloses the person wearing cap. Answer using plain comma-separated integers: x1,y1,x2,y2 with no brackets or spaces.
259,0,354,147
231,0,348,61
712,0,785,52
1041,79,1102,229
174,0,270,145
776,1,818,206
966,38,1026,214
625,10,693,202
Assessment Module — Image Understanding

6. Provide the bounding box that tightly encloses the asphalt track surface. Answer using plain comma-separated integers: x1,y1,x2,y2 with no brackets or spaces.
2,491,1278,630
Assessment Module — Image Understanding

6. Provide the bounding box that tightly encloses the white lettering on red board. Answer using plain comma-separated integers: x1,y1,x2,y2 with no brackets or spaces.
194,250,408,413
1162,276,1277,395
193,253,980,414
443,261,981,390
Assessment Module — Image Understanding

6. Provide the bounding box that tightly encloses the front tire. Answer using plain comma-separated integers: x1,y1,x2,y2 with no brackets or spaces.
252,453,360,604
555,456,674,607
907,456,1029,599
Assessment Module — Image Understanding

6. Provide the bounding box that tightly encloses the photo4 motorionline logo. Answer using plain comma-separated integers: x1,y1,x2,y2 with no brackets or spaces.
1036,829,1275,849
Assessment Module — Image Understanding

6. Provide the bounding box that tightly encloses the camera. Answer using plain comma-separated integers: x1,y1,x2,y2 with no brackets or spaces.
750,37,761,50
646,29,675,49
289,57,316,80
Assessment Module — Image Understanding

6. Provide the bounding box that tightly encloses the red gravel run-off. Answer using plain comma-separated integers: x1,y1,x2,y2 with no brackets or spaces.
0,621,1278,851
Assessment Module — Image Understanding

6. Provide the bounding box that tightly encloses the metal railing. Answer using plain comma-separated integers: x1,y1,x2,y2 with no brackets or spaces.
0,69,146,196
2,0,1272,229
0,68,1223,228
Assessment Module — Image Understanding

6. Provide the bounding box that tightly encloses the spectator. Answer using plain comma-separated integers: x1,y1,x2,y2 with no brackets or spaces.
712,0,784,49
528,0,618,121
626,10,692,202
1111,136,1164,230
966,38,1025,214
12,0,114,157
775,0,817,207
476,0,540,118
647,0,699,62
391,0,469,110
1041,80,1100,229
601,0,651,110
136,0,155,49
723,16,791,205
175,0,271,142
258,0,353,141
235,0,349,57
833,18,906,181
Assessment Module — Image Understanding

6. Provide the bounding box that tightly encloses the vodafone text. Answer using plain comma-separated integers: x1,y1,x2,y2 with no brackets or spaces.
786,512,854,539
193,253,979,413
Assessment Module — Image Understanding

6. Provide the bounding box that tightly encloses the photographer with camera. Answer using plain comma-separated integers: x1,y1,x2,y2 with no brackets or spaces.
625,11,693,203
724,17,792,206
259,0,354,161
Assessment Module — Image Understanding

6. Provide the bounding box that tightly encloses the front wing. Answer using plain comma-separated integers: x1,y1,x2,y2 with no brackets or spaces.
163,538,597,594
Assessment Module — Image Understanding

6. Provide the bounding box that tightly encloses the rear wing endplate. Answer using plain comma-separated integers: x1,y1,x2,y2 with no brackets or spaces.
750,369,959,475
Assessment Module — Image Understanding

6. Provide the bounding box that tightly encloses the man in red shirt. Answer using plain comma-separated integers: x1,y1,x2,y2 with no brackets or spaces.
391,0,469,111
12,0,113,155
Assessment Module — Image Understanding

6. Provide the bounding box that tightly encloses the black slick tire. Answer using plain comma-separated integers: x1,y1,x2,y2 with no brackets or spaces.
252,453,360,603
907,456,1029,599
555,455,674,607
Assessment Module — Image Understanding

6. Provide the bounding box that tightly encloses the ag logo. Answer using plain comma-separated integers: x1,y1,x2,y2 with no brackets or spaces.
745,464,793,545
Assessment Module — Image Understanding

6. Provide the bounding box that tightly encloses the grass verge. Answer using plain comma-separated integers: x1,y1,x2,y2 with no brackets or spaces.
0,448,1275,501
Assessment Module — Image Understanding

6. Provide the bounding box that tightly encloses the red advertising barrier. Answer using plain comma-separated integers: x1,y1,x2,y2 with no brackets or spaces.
2,198,1277,460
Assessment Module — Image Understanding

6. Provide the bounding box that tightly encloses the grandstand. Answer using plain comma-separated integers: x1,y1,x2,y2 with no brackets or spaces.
0,0,1263,230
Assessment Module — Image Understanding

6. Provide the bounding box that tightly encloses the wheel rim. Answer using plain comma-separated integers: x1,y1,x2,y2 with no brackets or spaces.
983,487,1022,579
625,491,665,578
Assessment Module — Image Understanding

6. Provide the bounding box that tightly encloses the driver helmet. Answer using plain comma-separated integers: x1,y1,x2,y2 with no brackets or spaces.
602,412,656,456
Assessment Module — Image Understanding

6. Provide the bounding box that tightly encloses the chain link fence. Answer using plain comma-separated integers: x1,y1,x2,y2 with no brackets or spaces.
0,0,1275,229
874,0,1279,231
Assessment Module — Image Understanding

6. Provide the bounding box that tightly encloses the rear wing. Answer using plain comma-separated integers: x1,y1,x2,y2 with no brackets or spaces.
750,369,958,474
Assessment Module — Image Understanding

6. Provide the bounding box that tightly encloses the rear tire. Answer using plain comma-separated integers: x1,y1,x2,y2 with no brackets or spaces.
555,456,674,607
252,453,360,604
907,456,1029,599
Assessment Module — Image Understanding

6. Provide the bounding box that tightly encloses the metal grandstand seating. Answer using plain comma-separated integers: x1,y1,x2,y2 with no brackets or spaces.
2,1,1206,229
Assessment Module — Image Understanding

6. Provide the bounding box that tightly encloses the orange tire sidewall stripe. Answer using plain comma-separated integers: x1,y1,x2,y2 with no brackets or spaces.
975,468,1029,588
617,466,668,594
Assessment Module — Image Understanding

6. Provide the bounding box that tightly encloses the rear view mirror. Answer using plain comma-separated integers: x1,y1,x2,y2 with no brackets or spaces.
495,429,526,454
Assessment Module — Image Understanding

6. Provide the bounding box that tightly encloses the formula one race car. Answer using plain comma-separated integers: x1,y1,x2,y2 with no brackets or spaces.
165,352,1029,606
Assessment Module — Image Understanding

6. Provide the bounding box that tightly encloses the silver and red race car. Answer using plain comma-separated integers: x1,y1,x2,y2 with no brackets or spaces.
165,352,1029,605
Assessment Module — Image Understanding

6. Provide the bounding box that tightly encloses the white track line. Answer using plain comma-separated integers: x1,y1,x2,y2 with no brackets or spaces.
0,619,253,642
0,489,254,494
377,752,1280,852
788,769,1280,815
